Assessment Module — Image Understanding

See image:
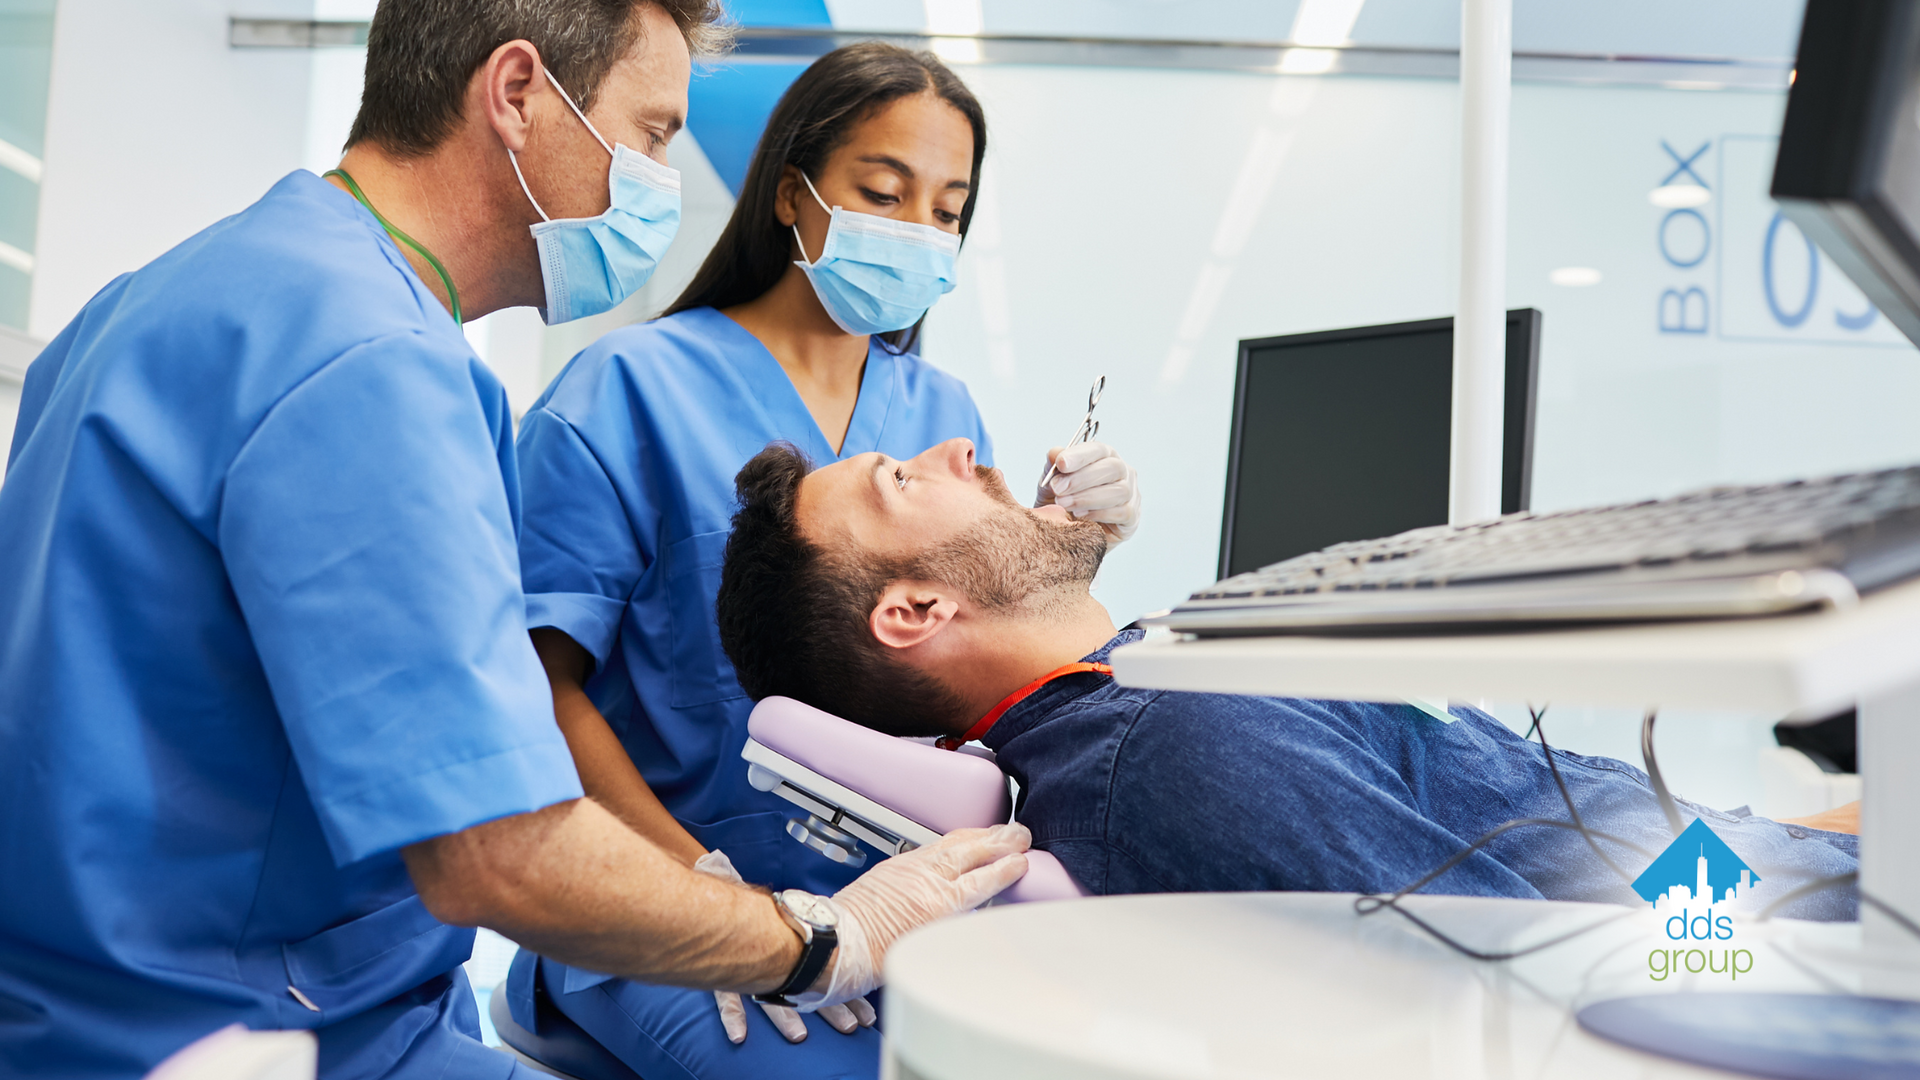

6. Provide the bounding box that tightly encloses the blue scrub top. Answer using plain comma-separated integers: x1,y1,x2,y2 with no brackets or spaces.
0,171,583,1079
516,306,992,897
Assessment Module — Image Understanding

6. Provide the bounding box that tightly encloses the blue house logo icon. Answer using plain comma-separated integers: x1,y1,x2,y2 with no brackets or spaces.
1631,818,1760,906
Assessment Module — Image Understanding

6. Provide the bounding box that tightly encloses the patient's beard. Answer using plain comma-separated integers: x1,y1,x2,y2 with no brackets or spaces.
907,466,1109,617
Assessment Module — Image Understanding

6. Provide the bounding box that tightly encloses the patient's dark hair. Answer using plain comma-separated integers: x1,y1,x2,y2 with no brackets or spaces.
717,444,970,737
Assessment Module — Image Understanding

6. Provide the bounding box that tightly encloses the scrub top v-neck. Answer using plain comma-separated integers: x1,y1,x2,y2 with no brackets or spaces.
515,305,994,895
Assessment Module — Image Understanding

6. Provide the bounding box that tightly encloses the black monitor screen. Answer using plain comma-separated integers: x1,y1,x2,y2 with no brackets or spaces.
1224,329,1452,577
1219,311,1538,579
1773,0,1920,347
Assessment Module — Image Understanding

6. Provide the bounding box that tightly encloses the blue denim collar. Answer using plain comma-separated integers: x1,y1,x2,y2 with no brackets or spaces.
980,629,1143,752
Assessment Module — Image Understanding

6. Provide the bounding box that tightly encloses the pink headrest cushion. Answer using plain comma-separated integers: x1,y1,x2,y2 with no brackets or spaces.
748,696,1011,835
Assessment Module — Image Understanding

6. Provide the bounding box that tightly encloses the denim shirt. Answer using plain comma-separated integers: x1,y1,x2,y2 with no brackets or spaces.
983,632,1859,919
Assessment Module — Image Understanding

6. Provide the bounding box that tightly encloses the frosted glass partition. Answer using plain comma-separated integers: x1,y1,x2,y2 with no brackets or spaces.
0,0,56,332
922,66,1916,630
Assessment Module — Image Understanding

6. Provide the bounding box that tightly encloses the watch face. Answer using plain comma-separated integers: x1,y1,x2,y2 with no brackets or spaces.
783,891,839,929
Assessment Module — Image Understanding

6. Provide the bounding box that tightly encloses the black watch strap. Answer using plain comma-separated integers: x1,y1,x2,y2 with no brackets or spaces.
753,899,838,1007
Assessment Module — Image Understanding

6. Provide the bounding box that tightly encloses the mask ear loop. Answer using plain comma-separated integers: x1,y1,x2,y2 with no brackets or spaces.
507,67,615,224
542,70,615,158
508,150,551,222
791,171,836,266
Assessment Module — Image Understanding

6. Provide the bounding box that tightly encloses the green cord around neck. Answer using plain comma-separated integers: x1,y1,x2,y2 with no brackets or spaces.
325,168,463,325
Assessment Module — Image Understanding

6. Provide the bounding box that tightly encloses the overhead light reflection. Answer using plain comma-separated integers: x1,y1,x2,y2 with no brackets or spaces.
1278,48,1338,75
1276,0,1367,77
1649,184,1711,209
930,36,982,63
1549,266,1602,287
1290,0,1368,46
922,0,982,35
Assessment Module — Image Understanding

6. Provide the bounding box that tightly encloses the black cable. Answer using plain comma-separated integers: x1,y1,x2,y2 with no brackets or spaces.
1354,892,1640,962
1533,705,1643,885
1354,705,1654,960
1753,871,1920,944
1867,892,1920,940
1644,712,1920,939
1618,709,1920,936
1362,816,1652,904
1757,871,1859,920
1634,709,1914,933
1640,709,1685,838
1358,703,1920,963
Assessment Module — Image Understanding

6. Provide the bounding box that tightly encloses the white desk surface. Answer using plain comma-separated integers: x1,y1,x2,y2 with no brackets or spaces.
1110,575,1920,715
883,892,1914,1080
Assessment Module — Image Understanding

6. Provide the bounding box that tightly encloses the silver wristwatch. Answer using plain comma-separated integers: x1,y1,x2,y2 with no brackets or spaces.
754,889,840,1007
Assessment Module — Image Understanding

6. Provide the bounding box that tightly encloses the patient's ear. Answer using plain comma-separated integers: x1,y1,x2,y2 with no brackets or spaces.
870,580,959,652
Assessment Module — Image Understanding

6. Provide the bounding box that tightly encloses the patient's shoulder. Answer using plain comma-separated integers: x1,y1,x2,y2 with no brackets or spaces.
1109,690,1385,772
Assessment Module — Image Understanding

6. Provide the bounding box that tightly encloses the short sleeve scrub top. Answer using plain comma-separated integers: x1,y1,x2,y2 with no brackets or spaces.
514,305,994,894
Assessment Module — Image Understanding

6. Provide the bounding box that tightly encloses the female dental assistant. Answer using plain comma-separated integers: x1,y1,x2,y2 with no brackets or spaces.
0,10,1042,1076
507,42,1141,1078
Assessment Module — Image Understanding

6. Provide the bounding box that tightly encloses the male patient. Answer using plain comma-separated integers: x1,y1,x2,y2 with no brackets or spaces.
715,439,1861,919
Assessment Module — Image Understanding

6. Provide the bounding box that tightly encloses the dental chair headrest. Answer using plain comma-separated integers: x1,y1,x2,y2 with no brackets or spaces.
747,696,1011,835
745,697,1087,903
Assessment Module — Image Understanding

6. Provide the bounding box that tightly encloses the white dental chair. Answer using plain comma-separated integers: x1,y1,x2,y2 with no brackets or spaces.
741,696,1087,902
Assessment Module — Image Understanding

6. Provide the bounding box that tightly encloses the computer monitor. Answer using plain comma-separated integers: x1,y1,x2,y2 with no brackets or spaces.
1217,309,1540,579
1772,0,1920,348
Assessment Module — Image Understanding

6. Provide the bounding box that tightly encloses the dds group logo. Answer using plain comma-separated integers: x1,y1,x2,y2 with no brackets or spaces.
1632,818,1760,982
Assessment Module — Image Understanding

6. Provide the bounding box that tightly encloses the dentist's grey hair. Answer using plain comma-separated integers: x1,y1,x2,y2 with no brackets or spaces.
348,0,730,157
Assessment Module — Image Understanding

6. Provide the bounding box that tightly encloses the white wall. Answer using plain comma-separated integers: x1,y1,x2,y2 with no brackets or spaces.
30,0,316,339
0,326,37,471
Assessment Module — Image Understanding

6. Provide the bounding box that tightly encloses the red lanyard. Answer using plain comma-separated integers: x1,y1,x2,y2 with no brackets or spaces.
936,662,1114,750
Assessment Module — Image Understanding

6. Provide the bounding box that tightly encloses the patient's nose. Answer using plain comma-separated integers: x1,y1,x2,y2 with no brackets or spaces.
916,438,976,480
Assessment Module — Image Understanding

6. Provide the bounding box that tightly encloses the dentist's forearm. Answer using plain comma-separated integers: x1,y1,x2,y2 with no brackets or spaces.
533,627,709,866
404,797,800,993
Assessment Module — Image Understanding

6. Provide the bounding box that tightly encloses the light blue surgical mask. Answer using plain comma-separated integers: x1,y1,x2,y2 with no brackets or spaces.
792,172,962,337
509,71,681,325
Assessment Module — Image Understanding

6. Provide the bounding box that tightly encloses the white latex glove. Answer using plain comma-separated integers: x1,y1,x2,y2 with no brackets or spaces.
1035,440,1141,546
693,850,877,1044
791,824,1031,1012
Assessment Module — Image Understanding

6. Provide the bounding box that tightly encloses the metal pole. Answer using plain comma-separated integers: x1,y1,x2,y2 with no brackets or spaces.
1450,0,1511,526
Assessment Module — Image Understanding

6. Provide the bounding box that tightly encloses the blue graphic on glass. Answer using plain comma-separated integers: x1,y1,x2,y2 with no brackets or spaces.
1763,211,1819,328
1660,139,1710,188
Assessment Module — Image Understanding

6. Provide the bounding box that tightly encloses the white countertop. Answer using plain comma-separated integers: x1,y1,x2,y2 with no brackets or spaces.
883,892,1910,1080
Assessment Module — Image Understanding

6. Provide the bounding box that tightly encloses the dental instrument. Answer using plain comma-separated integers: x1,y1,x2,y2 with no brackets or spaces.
1040,375,1106,489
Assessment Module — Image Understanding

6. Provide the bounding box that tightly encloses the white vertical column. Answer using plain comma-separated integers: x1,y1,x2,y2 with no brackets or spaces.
1859,680,1920,967
1450,0,1511,526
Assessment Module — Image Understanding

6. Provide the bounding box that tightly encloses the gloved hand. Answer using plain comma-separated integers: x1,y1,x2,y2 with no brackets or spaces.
1035,440,1141,545
693,850,877,1044
791,824,1031,1011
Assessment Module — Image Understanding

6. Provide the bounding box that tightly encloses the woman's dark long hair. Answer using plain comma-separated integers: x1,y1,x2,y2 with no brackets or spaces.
663,42,987,353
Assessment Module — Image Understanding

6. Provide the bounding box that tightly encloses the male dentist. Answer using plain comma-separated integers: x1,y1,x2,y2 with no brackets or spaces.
0,2,1028,1076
